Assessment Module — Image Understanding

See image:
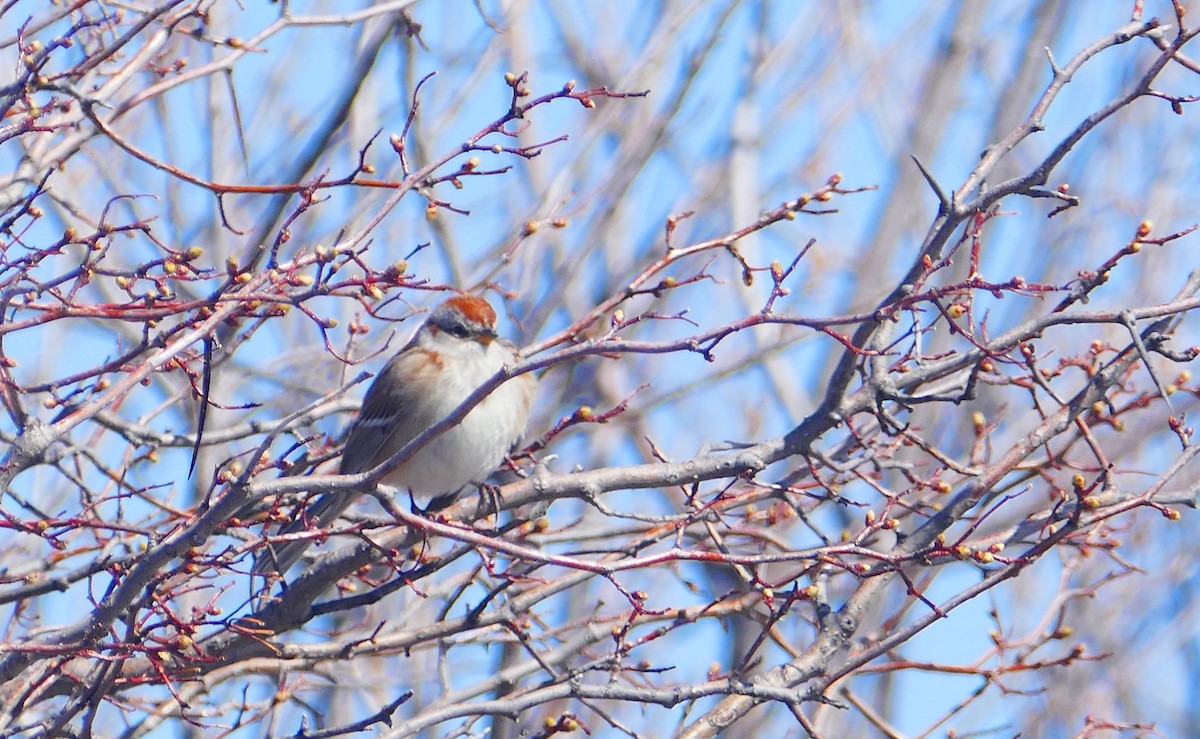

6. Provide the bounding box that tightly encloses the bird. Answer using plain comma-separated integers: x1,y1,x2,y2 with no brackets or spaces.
256,293,536,576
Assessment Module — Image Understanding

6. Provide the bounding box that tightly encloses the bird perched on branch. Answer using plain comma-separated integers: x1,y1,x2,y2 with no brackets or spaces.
256,293,536,576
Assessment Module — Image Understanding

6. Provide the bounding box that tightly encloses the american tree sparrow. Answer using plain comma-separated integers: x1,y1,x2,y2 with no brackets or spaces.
258,294,535,574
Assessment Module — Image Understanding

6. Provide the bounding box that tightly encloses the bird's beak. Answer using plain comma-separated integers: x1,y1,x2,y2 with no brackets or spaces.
477,328,497,345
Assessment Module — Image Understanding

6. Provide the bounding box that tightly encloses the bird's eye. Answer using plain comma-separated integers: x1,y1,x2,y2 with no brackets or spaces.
448,324,471,339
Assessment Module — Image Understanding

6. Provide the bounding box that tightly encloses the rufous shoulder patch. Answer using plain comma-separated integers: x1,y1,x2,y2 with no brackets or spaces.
413,346,444,371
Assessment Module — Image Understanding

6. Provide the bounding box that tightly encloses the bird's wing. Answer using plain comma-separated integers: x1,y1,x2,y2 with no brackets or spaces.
255,342,433,576
338,347,432,475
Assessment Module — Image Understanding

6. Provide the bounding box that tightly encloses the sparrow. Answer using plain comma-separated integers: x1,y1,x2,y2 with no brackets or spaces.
257,293,536,575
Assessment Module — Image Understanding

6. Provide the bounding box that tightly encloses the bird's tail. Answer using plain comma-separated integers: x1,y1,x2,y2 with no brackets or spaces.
252,492,355,577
